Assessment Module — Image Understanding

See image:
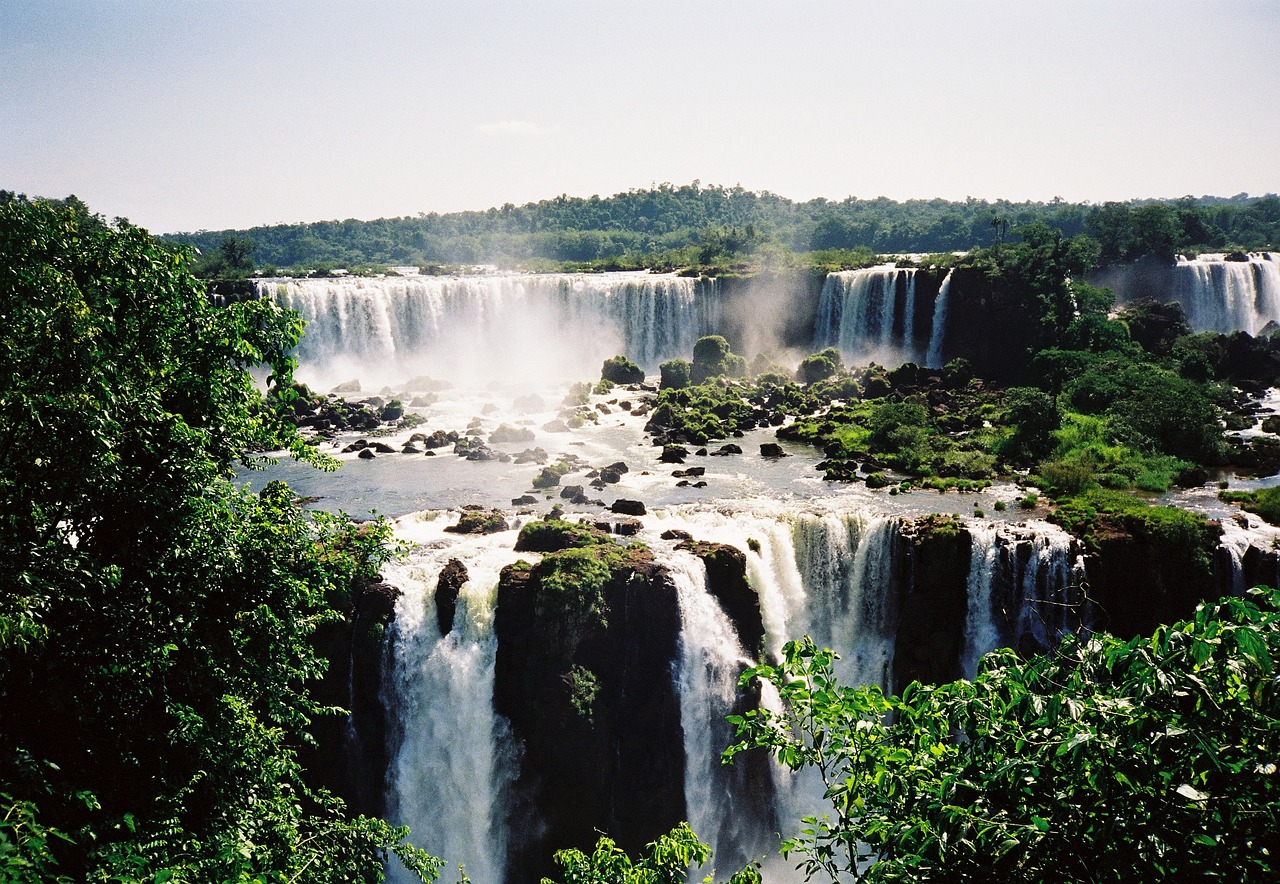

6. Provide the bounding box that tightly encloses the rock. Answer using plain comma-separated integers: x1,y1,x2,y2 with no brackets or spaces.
695,448,708,456
659,445,688,464
330,378,361,394
357,448,376,459
599,467,623,484
543,419,571,433
613,518,642,536
402,443,421,453
676,540,765,658
409,394,436,407
672,466,705,478
491,424,537,444
435,559,468,636
611,499,647,516
423,450,436,457
710,444,742,456
660,529,693,541
759,443,788,458
512,495,539,506
372,442,397,453
423,430,455,449
404,375,452,392
1262,416,1280,434
692,481,707,488
409,433,428,443
604,461,629,475
514,448,549,465
342,439,369,453
560,484,585,499
481,403,499,415
676,480,690,487
444,509,509,535
534,468,563,488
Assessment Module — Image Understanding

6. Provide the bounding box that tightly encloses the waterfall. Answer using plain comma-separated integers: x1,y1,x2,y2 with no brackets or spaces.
261,272,719,390
812,267,942,368
1172,252,1280,334
383,523,520,884
788,512,900,690
671,552,774,875
961,523,1001,677
925,270,952,368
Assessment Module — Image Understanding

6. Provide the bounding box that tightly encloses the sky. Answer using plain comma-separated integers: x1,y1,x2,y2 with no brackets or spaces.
3,0,1278,234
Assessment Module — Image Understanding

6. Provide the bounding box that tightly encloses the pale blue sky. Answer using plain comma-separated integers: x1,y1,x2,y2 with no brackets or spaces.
3,0,1277,232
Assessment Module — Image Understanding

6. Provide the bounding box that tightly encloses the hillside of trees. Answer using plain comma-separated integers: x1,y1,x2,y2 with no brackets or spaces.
163,184,1280,276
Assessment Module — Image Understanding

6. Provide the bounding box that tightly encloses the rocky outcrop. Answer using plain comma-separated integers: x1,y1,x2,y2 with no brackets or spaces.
435,559,468,636
678,540,764,659
494,533,684,883
892,516,972,693
305,576,400,818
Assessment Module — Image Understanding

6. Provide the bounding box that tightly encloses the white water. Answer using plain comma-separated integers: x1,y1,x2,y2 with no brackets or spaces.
925,270,952,368
813,266,930,367
1173,252,1280,335
262,272,719,391
383,515,525,884
671,552,766,875
961,523,1001,677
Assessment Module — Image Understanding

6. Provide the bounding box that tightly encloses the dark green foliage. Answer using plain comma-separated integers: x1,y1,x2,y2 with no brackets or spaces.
515,519,612,552
542,822,760,884
728,588,1280,882
796,348,844,384
164,185,1278,274
601,355,645,385
1001,387,1060,463
1219,487,1280,527
690,335,745,384
0,197,437,881
658,359,690,391
445,509,509,535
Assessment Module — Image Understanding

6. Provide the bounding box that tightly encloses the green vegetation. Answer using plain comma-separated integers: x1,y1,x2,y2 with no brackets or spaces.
1219,486,1280,527
542,822,759,884
601,355,645,385
727,588,1280,883
160,184,1279,276
0,196,438,881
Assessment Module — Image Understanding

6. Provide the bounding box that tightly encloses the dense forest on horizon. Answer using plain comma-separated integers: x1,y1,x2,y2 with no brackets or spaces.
160,183,1280,276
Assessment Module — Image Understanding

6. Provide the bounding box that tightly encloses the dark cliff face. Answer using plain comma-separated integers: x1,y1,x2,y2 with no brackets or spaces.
939,267,1040,381
493,543,685,884
305,576,399,818
892,516,972,694
492,530,773,883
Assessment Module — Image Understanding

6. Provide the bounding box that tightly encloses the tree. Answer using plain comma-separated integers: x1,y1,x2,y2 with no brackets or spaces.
727,588,1280,883
542,823,761,884
0,197,438,881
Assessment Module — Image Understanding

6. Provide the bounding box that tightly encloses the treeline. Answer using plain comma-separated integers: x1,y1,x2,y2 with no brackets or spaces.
162,183,1280,275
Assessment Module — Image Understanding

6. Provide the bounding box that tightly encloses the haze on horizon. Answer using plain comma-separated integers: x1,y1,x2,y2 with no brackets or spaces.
3,0,1277,234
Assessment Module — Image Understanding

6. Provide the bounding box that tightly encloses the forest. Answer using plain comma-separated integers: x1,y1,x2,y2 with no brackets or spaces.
164,184,1280,277
3,192,1279,882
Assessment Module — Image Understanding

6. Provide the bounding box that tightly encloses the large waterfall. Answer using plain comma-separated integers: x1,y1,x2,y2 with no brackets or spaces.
379,506,1090,883
1172,252,1280,334
261,272,719,389
813,266,944,367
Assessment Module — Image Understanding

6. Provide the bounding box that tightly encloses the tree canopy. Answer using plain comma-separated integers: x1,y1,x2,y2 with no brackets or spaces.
0,195,438,882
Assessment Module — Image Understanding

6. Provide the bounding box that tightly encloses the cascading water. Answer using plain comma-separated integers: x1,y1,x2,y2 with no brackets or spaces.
961,522,1001,677
813,267,927,367
261,272,719,390
924,270,952,369
1172,252,1280,334
383,518,522,884
670,551,775,875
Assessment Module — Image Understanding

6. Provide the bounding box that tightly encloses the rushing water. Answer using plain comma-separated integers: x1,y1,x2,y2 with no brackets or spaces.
242,269,1277,883
262,272,719,391
813,266,932,366
1172,252,1280,335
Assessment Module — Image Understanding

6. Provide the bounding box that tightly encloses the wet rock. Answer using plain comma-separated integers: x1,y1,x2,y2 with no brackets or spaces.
372,442,397,453
357,448,376,459
402,443,421,453
759,443,788,458
512,495,539,506
695,448,708,456
672,466,705,478
659,445,688,464
660,529,693,541
611,499,647,516
342,439,369,453
491,424,537,444
543,419,571,433
445,509,509,535
435,559,468,636
613,518,642,536
514,448,549,465
604,461,629,475
409,394,437,407
710,444,742,456
330,378,361,394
